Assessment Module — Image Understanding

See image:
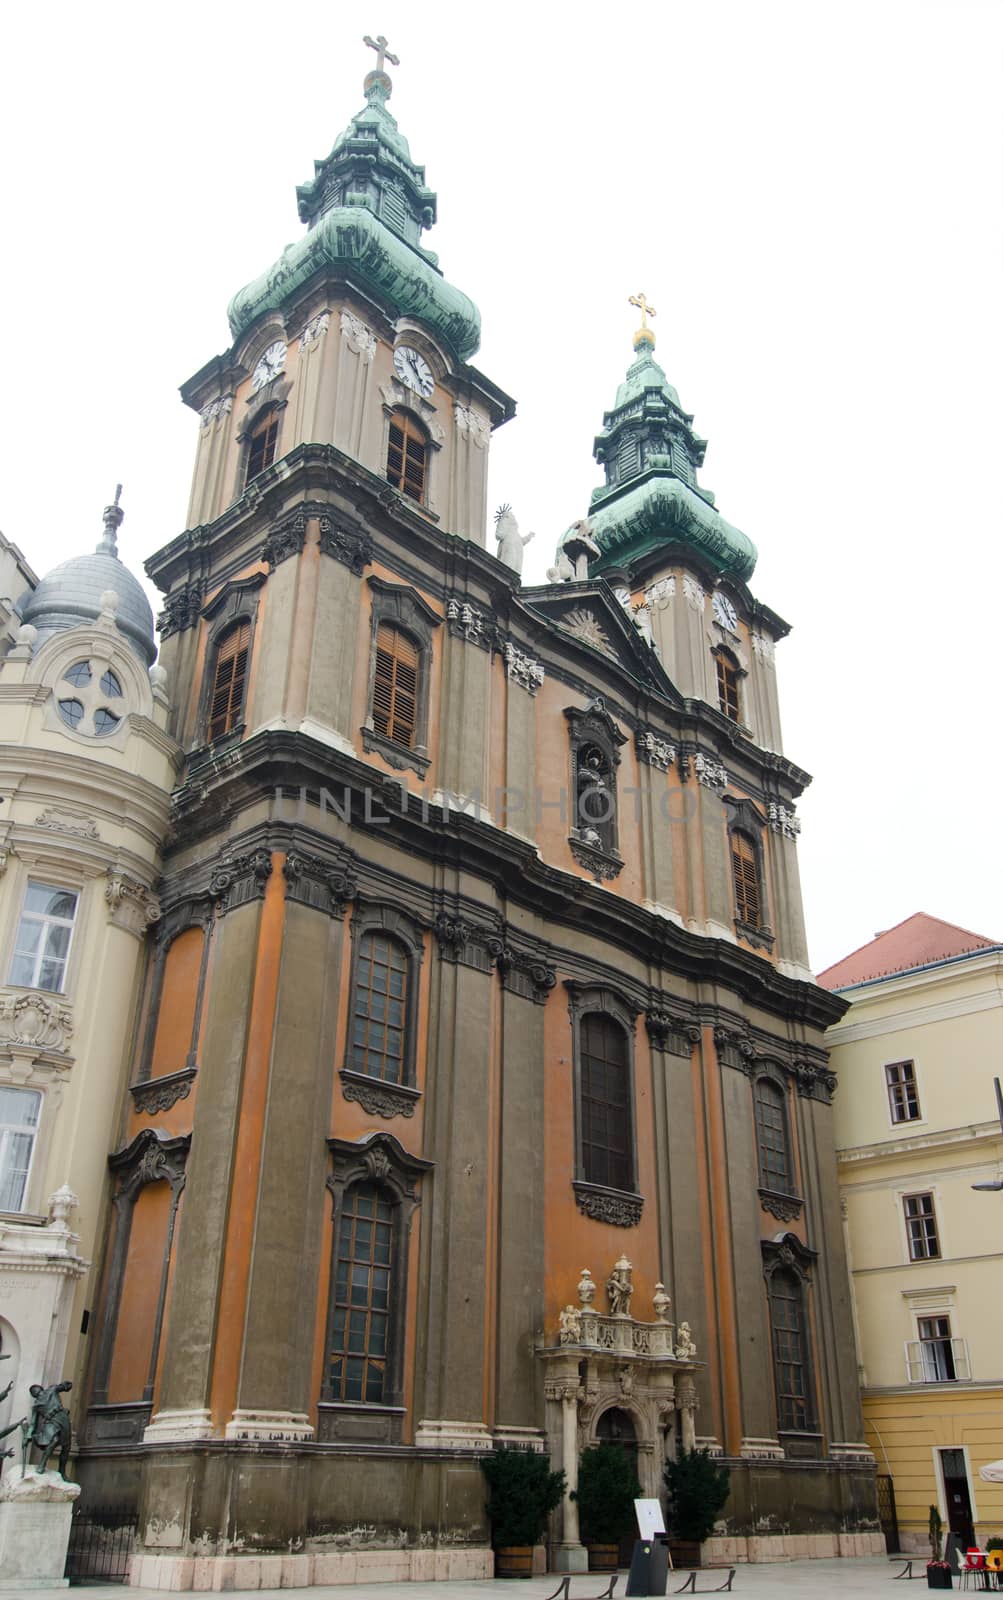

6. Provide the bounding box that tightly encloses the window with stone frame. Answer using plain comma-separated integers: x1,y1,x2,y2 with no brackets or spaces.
903,1192,940,1261
715,648,741,722
326,1180,394,1403
362,578,440,779
564,700,628,870
580,1012,633,1193
0,1086,42,1212
244,407,280,485
723,797,771,948
754,1076,794,1196
731,831,762,927
385,410,428,503
372,625,419,749
347,932,408,1084
767,1265,816,1434
885,1059,921,1124
206,620,251,743
8,882,79,993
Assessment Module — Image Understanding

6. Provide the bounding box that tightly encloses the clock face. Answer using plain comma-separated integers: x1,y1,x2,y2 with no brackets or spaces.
251,340,287,391
393,345,435,398
713,592,739,633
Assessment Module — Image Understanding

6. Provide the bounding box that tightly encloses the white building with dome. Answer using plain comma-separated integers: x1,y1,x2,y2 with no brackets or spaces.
0,493,179,1456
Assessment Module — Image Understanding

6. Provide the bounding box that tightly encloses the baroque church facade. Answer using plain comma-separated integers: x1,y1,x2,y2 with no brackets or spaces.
64,46,880,1588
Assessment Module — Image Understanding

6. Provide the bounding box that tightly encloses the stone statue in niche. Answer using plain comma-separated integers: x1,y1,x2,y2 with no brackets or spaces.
494,504,535,576
21,1381,73,1478
577,1267,597,1308
606,1254,634,1318
559,1305,582,1345
675,1322,696,1360
547,518,600,583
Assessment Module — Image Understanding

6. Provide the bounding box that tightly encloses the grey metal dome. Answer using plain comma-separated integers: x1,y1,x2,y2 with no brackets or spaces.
21,489,157,667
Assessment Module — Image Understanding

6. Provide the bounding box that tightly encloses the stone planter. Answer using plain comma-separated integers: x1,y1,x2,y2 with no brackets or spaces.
494,1546,534,1579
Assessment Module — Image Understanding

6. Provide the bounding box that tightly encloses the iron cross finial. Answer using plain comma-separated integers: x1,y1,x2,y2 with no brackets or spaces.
363,33,400,73
629,293,657,331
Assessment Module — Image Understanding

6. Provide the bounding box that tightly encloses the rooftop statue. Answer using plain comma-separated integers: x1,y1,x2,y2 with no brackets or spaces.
547,519,600,583
494,505,535,577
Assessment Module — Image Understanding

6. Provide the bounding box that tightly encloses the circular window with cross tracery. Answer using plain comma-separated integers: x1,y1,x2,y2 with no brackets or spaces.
56,659,125,737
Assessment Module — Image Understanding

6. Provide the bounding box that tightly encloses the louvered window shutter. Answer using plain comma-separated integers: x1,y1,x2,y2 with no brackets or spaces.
385,414,428,503
208,621,251,742
732,833,761,926
381,184,407,235
617,435,640,483
373,625,419,748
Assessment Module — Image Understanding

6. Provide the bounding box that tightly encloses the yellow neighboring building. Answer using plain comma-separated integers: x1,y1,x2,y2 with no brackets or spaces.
821,914,1003,1555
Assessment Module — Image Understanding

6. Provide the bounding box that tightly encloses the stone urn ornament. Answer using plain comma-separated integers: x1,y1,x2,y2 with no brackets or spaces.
577,1267,596,1308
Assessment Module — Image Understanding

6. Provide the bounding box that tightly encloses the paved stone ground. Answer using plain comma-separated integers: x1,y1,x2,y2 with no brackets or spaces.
57,1554,915,1600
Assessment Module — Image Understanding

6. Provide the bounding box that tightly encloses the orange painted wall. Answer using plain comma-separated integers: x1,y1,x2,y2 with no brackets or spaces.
106,1180,172,1404
149,928,203,1080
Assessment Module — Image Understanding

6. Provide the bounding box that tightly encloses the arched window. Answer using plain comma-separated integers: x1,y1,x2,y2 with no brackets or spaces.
348,932,408,1084
206,620,250,742
245,409,279,485
580,1012,633,1193
767,1265,815,1434
715,649,741,722
372,624,419,749
731,830,762,928
385,411,428,503
754,1076,793,1194
326,1181,394,1404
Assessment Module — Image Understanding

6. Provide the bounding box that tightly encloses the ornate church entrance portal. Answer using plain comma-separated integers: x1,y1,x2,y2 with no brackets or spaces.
597,1408,639,1564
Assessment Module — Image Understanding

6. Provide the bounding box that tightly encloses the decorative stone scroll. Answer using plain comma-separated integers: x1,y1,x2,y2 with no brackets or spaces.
751,632,776,665
646,1008,701,1057
157,580,206,638
793,1058,838,1103
283,850,357,917
338,1069,420,1120
635,730,675,771
573,1181,642,1228
262,509,307,568
714,1026,756,1073
445,596,495,650
693,754,727,793
105,874,161,935
503,641,545,694
299,310,330,350
130,1067,197,1116
569,835,624,883
199,395,232,430
339,309,376,361
758,1188,804,1223
453,404,490,448
484,934,557,1005
34,808,99,840
318,515,373,576
0,990,73,1053
683,575,706,613
768,802,801,839
209,848,272,915
645,576,675,609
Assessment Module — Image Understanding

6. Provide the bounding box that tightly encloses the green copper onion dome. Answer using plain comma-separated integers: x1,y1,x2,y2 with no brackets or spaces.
20,489,157,666
227,44,481,363
588,315,757,583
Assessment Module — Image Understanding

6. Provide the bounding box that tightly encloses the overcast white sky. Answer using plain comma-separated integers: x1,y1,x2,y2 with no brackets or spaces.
2,0,1001,974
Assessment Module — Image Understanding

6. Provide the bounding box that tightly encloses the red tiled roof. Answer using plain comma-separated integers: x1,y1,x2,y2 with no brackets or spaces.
817,913,999,991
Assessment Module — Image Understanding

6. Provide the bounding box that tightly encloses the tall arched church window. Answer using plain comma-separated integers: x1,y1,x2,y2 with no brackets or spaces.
386,411,428,503
372,625,419,749
715,649,741,722
580,1012,633,1193
326,1181,394,1404
767,1264,816,1435
348,933,408,1085
754,1076,793,1195
207,620,250,743
244,409,280,485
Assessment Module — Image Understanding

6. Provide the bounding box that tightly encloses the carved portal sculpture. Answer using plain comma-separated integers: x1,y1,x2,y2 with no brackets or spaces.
22,1381,72,1477
494,504,534,576
559,1305,582,1345
674,1322,696,1360
606,1254,634,1318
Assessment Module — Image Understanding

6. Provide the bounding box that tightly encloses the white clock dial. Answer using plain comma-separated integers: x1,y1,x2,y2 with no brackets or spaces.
252,340,287,392
712,592,739,633
393,345,434,398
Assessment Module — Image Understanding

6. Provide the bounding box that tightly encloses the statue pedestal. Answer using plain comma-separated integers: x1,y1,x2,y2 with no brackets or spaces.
0,1467,80,1589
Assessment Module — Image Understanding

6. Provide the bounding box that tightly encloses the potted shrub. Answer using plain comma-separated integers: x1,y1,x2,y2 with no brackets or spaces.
573,1443,642,1572
663,1448,731,1569
927,1506,952,1589
482,1446,566,1579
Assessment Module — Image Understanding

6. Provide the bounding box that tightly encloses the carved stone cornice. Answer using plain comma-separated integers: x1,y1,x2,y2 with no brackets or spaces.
339,1069,421,1120
0,990,72,1053
503,641,545,694
572,1181,643,1229
646,1008,701,1057
484,934,557,1006
157,580,205,639
793,1058,837,1103
130,1067,197,1116
761,1231,818,1283
283,849,357,917
209,848,273,915
108,1127,191,1202
444,596,498,652
758,1187,804,1224
714,1025,756,1074
569,834,624,882
318,515,373,577
635,730,676,772
768,802,801,840
693,753,728,794
432,912,556,1003
262,509,307,568
105,874,161,936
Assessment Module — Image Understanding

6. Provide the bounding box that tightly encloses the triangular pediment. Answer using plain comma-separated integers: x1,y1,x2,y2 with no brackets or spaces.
522,579,683,703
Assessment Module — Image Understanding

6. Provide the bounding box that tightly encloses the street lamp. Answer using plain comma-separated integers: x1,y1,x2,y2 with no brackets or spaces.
971,1077,1003,1191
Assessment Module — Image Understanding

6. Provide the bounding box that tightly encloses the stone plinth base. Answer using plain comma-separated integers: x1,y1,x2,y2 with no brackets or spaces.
701,1531,887,1565
128,1545,494,1591
554,1542,589,1573
0,1467,81,1589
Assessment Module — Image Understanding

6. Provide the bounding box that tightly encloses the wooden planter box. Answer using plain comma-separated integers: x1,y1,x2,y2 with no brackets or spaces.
926,1567,953,1589
587,1544,620,1572
494,1546,533,1579
669,1540,703,1569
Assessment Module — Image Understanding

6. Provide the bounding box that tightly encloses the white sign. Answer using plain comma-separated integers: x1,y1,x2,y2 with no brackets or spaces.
635,1499,666,1539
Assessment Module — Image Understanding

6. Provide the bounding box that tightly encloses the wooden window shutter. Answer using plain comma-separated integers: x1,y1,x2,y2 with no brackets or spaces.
373,624,419,748
732,832,761,927
245,412,279,484
207,620,251,742
716,652,740,721
385,412,427,503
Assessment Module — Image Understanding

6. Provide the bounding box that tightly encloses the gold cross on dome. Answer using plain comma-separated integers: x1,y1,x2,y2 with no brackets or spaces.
629,293,657,331
363,33,400,73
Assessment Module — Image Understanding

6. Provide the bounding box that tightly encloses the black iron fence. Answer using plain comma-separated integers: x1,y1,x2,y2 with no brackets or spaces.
64,1505,138,1584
